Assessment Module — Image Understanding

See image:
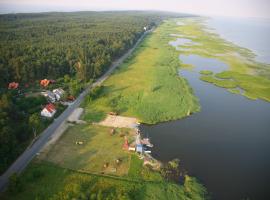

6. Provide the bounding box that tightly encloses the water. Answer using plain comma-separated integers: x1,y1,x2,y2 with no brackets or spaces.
141,44,270,199
207,17,270,64
168,38,195,51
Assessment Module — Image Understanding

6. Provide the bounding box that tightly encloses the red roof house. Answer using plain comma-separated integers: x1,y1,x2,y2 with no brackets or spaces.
41,103,56,118
40,79,51,87
8,82,19,89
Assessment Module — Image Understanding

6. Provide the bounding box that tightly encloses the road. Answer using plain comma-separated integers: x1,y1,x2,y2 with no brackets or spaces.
0,29,151,191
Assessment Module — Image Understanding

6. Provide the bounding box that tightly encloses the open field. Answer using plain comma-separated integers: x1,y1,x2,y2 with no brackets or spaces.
83,20,200,124
39,124,135,176
1,123,207,200
172,18,270,102
98,115,138,128
0,161,207,200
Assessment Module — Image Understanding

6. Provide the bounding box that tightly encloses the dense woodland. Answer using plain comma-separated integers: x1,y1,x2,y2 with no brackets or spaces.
0,11,189,174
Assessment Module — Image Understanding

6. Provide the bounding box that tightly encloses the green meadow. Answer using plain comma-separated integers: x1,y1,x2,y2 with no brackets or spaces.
83,20,200,124
173,18,270,102
39,124,134,176
0,160,207,200
1,122,207,200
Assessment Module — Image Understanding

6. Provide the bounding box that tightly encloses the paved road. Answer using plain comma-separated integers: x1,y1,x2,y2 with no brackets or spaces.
0,29,151,191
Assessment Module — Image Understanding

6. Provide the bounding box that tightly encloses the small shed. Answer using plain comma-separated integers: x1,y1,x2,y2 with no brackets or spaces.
128,146,136,151
136,144,143,153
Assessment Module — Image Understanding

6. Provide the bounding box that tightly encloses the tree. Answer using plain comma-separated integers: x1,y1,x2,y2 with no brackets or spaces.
29,113,40,138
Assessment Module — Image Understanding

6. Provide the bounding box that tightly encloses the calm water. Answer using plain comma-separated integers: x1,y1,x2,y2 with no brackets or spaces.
207,17,270,63
141,21,270,199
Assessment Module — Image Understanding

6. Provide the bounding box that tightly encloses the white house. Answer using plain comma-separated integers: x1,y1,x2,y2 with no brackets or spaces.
53,88,65,101
42,91,56,103
41,103,56,118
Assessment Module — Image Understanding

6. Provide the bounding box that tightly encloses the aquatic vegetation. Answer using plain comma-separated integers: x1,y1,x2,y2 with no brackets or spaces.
227,88,241,95
200,75,237,88
174,18,270,102
200,70,213,75
216,71,270,101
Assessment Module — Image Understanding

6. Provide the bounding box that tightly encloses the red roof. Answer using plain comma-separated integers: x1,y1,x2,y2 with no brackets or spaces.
8,82,19,89
40,79,50,87
45,103,56,113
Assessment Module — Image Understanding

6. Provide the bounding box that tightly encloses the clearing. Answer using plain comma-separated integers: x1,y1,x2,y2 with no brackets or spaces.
97,114,138,128
39,124,135,176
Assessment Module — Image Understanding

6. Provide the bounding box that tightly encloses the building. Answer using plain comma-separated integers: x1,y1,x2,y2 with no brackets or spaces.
136,144,143,153
41,91,56,103
41,103,56,118
8,82,19,89
40,79,51,87
53,88,65,101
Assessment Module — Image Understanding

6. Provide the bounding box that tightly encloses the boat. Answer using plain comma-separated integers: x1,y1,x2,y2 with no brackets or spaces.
141,137,153,147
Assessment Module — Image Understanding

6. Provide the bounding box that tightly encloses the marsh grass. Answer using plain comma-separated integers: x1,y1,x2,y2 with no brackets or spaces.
200,70,213,75
200,75,237,88
174,18,270,102
82,21,200,124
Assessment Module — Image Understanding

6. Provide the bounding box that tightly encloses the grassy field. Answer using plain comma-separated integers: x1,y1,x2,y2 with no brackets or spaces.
1,123,208,200
39,124,135,176
173,18,270,102
82,20,200,124
0,161,207,200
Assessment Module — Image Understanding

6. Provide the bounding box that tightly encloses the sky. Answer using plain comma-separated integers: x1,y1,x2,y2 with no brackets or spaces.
0,0,270,18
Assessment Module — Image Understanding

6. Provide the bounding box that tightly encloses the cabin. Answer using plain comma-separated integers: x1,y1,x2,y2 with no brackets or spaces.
136,144,143,153
8,82,19,89
53,88,65,101
41,103,56,118
40,79,51,87
42,91,56,103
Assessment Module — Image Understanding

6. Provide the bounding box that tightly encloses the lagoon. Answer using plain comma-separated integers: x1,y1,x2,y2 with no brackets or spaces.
141,27,270,199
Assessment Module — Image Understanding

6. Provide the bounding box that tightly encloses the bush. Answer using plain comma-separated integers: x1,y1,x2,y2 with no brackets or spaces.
8,173,22,193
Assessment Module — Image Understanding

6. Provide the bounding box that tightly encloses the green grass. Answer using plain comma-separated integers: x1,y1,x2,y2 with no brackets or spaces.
83,20,200,124
173,18,270,102
0,161,208,200
128,154,144,178
39,124,134,176
200,75,238,88
227,88,241,95
83,109,106,123
199,70,213,75
215,71,270,101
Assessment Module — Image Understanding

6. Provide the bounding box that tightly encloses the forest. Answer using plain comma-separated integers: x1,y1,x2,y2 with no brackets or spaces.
0,11,188,174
